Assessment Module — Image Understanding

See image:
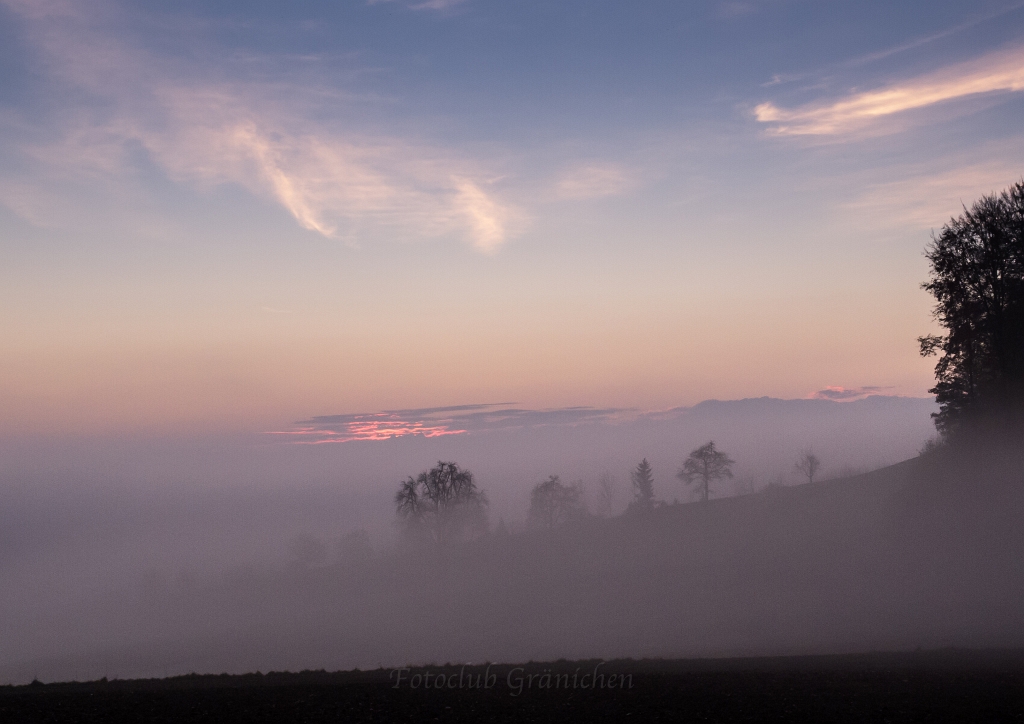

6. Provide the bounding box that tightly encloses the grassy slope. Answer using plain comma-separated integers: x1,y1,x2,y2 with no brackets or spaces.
430,446,1024,661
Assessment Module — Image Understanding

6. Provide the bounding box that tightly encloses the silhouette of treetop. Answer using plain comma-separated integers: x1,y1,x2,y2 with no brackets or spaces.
395,461,487,544
629,458,655,511
678,442,734,502
919,180,1024,435
528,475,586,528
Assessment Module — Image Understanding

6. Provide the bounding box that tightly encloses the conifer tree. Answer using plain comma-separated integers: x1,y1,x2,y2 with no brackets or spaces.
630,458,655,510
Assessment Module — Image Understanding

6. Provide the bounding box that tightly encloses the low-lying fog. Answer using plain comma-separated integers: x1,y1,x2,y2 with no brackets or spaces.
7,394,1018,684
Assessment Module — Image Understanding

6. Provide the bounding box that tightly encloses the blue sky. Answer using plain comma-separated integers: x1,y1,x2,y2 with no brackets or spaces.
1,0,1023,435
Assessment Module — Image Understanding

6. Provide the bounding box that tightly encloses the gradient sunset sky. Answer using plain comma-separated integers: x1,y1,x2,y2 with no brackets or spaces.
2,0,1023,436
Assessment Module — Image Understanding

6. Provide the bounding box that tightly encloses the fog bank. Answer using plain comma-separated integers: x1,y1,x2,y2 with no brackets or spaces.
0,395,966,683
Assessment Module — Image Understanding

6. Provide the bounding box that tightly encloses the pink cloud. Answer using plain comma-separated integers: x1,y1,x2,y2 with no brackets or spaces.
756,44,1024,136
267,404,630,444
266,414,469,444
810,386,892,401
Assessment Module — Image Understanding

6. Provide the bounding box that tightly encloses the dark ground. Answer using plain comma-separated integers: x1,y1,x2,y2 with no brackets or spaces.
2,649,1022,723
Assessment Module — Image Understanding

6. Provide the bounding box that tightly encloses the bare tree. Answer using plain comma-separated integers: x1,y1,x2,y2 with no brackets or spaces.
678,442,734,502
528,475,586,529
395,461,488,544
395,477,422,519
597,472,617,517
794,451,821,485
629,459,655,511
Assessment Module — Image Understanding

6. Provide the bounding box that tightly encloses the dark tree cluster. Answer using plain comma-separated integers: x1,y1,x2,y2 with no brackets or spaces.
919,181,1024,435
394,443,742,540
625,443,737,512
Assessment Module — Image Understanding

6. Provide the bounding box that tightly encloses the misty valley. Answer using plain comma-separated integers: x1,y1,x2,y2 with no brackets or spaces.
1,426,1022,721
3,1,1024,719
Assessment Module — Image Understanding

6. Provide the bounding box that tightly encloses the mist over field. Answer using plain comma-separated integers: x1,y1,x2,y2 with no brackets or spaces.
2,4,1024,715
4,394,1001,685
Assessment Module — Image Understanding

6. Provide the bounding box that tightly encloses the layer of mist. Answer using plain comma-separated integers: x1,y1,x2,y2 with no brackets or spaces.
6,395,1007,684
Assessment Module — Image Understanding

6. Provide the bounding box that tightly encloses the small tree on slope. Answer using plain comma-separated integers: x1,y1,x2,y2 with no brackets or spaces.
678,442,734,502
528,475,586,529
794,451,821,485
629,459,655,511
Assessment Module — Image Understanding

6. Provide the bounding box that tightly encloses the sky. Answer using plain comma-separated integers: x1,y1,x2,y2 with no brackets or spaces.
2,0,1024,437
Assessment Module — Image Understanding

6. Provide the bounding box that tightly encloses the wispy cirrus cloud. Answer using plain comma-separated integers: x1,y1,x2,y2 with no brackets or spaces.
844,3,1024,69
1,0,518,251
755,44,1024,136
409,0,470,10
367,0,470,11
453,179,510,253
718,2,756,19
847,161,1024,230
1,0,76,19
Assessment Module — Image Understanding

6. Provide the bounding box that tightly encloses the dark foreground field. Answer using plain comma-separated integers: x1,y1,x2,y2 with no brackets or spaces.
2,649,1022,723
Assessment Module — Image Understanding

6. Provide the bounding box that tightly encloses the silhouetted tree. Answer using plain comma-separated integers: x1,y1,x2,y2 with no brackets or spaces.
629,458,655,511
919,180,1024,435
395,461,487,544
794,451,821,485
528,475,586,528
678,442,734,502
597,472,617,517
919,436,944,457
